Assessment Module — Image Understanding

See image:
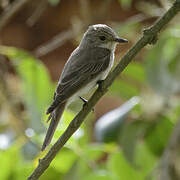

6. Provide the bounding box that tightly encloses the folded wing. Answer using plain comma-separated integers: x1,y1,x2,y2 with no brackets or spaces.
46,47,111,114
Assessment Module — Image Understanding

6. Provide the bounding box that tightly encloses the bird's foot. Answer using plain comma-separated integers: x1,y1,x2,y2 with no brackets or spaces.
97,80,104,91
79,96,94,112
79,96,88,104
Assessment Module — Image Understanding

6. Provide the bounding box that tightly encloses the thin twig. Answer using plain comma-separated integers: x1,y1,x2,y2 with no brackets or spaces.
34,30,73,57
27,1,180,179
0,0,32,31
26,0,48,26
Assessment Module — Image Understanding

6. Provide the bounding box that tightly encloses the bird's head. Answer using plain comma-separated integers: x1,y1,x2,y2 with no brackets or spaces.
80,24,128,50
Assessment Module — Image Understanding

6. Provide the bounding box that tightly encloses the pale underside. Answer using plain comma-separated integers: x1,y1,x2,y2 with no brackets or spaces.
47,46,115,114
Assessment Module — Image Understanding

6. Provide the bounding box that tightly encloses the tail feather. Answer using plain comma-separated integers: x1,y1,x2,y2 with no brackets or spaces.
41,102,66,151
46,96,62,114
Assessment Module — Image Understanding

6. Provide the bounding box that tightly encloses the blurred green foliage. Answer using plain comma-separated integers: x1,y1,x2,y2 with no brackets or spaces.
48,0,61,6
0,1,180,180
0,47,54,132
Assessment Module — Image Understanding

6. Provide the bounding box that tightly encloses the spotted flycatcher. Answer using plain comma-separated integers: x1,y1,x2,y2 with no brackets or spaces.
41,24,128,150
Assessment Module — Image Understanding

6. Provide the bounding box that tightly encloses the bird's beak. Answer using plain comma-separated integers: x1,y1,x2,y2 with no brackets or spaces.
114,37,128,43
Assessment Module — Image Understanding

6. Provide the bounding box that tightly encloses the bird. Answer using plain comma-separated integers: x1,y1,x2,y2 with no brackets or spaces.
41,24,128,151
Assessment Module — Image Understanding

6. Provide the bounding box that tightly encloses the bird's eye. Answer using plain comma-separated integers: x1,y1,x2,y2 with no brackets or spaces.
99,36,106,41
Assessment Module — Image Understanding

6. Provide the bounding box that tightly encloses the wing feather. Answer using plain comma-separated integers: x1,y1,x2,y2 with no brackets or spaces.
46,47,111,114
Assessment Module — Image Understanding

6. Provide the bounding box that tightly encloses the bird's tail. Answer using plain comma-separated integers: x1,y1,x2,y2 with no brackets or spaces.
41,102,66,151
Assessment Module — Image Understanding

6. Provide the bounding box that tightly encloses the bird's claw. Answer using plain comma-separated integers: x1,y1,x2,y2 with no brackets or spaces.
79,96,88,104
79,96,94,112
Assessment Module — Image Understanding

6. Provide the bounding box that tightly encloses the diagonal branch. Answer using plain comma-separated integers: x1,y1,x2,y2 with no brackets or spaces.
27,1,180,179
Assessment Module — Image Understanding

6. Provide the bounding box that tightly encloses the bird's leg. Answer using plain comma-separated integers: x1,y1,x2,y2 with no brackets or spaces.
79,96,94,112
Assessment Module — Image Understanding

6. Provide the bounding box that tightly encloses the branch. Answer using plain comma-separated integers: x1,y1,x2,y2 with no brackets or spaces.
28,1,180,179
34,30,73,57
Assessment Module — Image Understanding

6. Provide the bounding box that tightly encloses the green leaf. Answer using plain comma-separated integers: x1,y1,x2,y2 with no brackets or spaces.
119,120,149,165
107,151,143,180
39,167,63,180
0,146,18,179
14,161,34,180
83,144,105,161
118,0,132,9
84,170,114,180
48,0,60,6
76,158,92,180
145,115,174,156
135,143,157,177
109,79,139,99
52,147,77,173
107,143,156,180
122,63,145,83
0,145,34,180
168,50,180,75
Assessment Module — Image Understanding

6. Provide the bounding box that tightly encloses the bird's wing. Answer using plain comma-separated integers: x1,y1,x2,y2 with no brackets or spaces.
46,47,111,114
